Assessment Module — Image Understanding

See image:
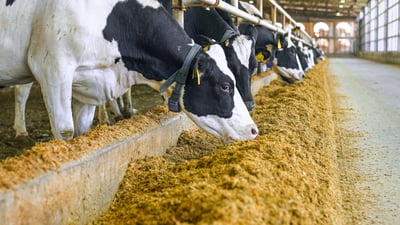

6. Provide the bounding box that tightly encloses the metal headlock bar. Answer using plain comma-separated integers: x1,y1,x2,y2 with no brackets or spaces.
182,0,313,47
268,0,313,42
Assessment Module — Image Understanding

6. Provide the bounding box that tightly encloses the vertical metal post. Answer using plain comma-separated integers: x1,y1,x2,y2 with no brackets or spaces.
283,16,286,28
172,0,185,27
257,0,263,16
271,6,276,24
232,0,239,26
232,0,238,8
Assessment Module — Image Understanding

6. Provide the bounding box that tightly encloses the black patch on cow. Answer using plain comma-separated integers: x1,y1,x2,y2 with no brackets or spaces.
240,24,275,49
103,0,193,81
215,8,239,32
312,48,320,64
295,47,309,71
240,23,276,63
184,8,234,43
275,34,300,69
279,75,295,84
5,0,15,6
158,0,172,14
183,53,235,118
276,46,299,69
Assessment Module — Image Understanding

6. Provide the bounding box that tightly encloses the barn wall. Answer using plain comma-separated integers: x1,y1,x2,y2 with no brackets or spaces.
357,51,400,65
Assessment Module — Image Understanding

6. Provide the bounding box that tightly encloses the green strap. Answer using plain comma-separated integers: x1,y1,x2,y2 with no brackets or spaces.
160,43,202,112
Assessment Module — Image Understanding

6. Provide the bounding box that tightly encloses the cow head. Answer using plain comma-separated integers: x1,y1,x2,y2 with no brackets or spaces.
222,25,258,111
181,44,259,143
194,31,257,112
294,41,312,72
274,33,305,83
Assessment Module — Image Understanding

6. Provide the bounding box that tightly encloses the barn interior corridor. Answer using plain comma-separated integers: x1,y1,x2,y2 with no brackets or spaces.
329,57,400,225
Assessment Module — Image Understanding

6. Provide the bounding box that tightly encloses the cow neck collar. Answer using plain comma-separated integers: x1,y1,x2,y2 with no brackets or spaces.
160,43,202,112
220,30,239,43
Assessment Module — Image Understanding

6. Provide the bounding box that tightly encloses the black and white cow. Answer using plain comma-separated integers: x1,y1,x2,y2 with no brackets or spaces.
293,40,312,73
237,1,304,83
159,1,258,111
1,0,258,143
239,23,304,83
239,23,276,69
274,31,305,83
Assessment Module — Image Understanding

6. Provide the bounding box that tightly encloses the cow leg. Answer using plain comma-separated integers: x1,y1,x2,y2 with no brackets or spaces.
13,82,33,137
72,99,96,136
121,88,136,118
30,67,75,140
97,104,111,125
109,99,124,121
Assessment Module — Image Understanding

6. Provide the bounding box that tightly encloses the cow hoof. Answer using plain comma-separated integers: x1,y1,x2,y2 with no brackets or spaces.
60,130,74,140
114,115,124,122
15,131,29,138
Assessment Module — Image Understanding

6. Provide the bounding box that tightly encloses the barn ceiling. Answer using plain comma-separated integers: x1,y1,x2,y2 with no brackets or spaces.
260,0,369,21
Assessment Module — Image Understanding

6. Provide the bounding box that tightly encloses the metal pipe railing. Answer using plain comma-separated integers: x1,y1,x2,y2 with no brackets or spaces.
182,0,313,46
268,0,313,44
184,0,284,32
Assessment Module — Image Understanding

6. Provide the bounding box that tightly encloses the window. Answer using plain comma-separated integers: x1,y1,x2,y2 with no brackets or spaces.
359,0,400,51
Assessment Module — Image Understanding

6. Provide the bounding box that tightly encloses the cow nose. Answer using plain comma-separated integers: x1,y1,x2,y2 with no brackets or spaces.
250,125,259,138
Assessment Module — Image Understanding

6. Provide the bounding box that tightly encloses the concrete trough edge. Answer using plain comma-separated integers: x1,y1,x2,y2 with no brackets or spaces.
0,72,278,225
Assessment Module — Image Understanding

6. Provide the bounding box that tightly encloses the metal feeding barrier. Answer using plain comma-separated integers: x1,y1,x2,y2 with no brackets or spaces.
173,0,314,47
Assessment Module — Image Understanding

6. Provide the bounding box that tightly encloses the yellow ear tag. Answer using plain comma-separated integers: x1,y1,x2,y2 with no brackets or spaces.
203,44,210,51
224,39,229,47
196,68,201,85
277,38,282,49
256,52,265,62
192,68,201,85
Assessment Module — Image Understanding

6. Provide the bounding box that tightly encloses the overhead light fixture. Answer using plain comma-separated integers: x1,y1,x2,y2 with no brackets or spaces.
336,12,342,16
340,0,345,3
339,5,344,8
249,0,254,3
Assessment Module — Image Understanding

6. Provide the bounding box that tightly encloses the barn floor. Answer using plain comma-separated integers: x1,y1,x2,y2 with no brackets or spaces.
329,57,400,225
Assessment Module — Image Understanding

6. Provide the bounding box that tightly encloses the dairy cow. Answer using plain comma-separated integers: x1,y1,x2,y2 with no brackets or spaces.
158,1,258,111
239,23,304,83
293,41,312,73
96,2,259,125
274,32,305,83
1,0,258,143
237,1,304,83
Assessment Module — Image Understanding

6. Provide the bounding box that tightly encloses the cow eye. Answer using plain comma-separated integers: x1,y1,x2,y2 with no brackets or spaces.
221,82,231,94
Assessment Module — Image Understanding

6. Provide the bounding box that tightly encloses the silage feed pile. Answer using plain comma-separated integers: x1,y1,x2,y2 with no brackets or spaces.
0,106,175,191
95,59,345,225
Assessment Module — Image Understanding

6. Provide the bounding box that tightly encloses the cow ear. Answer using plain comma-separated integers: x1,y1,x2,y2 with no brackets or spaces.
194,35,216,51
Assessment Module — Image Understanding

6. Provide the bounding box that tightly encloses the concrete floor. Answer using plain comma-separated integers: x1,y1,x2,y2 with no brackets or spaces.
329,57,400,225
